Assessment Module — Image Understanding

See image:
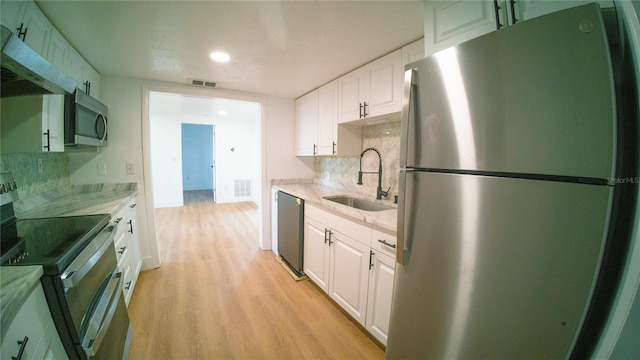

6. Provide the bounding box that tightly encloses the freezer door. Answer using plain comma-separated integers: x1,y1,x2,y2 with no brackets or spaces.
387,172,612,359
401,4,615,180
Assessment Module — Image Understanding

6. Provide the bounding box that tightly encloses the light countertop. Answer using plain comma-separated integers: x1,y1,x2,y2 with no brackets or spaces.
0,266,44,334
272,182,397,233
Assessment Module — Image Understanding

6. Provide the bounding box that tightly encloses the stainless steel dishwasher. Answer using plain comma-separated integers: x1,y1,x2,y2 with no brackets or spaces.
277,191,304,276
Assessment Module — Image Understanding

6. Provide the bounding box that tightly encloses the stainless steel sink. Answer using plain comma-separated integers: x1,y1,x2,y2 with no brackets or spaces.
323,196,393,212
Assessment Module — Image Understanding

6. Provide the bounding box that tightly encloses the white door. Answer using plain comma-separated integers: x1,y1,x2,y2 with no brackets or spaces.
338,68,364,124
317,80,338,155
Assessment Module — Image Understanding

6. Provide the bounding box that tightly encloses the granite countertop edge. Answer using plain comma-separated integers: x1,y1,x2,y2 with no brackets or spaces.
15,183,138,219
272,181,397,233
0,266,44,335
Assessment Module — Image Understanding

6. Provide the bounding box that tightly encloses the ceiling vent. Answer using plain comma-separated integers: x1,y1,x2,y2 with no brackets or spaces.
189,78,217,88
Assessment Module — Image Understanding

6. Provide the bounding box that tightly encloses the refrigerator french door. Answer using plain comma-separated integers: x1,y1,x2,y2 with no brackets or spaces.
387,4,637,360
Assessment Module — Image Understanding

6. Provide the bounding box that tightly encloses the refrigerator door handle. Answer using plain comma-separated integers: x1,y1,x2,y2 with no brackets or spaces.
397,169,414,264
400,68,417,169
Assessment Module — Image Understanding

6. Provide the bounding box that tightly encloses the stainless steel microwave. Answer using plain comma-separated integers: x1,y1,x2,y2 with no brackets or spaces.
64,89,108,147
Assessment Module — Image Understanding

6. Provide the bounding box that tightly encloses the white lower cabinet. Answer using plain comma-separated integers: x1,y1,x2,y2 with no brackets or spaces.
1,284,67,360
304,216,331,291
329,230,371,326
112,196,141,306
304,203,396,344
366,250,395,344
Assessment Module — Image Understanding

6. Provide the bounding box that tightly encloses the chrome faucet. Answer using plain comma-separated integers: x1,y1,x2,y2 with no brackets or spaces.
357,147,390,200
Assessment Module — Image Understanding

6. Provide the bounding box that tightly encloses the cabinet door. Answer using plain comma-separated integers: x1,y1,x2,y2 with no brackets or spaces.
84,63,101,100
66,47,85,89
338,68,365,124
127,200,141,281
424,0,499,57
402,38,425,66
329,230,370,326
365,49,402,118
0,1,27,31
366,251,396,345
0,285,55,360
39,96,64,152
31,320,68,360
294,90,319,156
303,217,330,292
20,1,52,57
510,0,614,24
317,80,338,156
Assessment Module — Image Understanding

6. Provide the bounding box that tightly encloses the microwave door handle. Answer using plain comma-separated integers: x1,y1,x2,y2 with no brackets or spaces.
61,225,117,289
82,271,123,356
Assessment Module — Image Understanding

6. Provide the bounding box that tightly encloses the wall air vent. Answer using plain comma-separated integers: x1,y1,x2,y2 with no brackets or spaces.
189,78,217,88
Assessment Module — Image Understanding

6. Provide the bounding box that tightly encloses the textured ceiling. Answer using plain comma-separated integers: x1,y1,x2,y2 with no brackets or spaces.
37,0,425,99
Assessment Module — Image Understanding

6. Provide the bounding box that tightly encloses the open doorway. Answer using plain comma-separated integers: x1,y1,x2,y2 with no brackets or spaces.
182,123,216,202
148,91,261,209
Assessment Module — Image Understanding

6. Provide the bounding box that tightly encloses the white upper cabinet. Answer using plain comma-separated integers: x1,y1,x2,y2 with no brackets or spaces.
424,0,499,57
294,89,319,156
295,80,361,157
339,49,403,124
402,38,426,66
424,0,615,57
18,1,52,57
318,80,361,156
67,46,101,100
317,80,339,156
0,1,27,31
510,1,613,24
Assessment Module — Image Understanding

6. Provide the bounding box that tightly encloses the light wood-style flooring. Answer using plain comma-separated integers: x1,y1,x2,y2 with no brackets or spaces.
127,190,384,359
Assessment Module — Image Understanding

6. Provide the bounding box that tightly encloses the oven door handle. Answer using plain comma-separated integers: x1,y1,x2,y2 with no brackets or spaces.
82,271,123,356
61,224,117,290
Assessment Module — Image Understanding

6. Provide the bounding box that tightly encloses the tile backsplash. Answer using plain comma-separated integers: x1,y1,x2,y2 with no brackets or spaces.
0,153,69,200
316,121,401,199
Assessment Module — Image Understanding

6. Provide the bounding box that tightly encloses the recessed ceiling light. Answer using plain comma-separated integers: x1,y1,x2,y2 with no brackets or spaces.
209,51,230,63
219,110,227,116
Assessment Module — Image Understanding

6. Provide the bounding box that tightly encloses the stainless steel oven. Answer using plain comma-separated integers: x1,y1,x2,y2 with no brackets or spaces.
1,173,132,360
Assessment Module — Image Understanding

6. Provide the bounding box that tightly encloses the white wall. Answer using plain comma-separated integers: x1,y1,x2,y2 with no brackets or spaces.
69,75,313,270
149,113,183,207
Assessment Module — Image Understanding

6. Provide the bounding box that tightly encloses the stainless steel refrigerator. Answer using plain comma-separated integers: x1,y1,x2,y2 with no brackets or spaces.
387,4,638,359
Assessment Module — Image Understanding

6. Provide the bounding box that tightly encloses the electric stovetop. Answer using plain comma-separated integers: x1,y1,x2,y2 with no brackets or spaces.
1,214,111,275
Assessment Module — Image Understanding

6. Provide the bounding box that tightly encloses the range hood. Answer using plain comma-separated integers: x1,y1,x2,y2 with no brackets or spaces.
1,25,77,97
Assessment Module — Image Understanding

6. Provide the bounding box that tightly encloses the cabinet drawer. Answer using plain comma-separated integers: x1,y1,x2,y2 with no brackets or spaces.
371,228,397,258
113,232,129,266
112,207,127,239
305,204,371,245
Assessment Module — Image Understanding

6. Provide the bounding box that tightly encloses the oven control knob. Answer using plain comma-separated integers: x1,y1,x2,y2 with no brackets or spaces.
0,183,5,194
